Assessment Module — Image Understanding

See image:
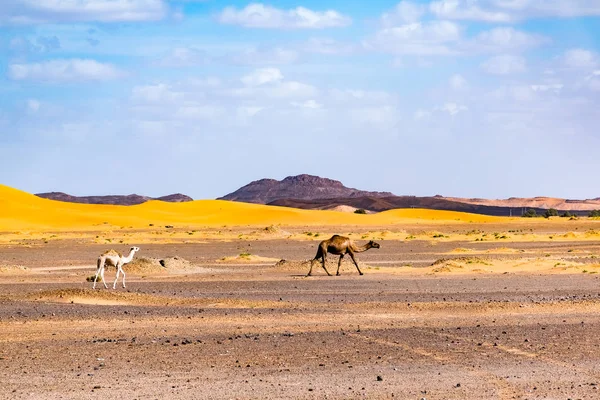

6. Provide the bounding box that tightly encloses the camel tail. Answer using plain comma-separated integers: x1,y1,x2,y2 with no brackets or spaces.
97,257,104,271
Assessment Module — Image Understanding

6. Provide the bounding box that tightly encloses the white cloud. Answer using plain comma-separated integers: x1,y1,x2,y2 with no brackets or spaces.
241,68,284,86
438,102,468,116
381,1,427,26
430,0,512,22
365,21,462,55
427,0,600,22
449,73,467,90
414,108,432,120
217,3,351,29
291,99,322,109
530,84,563,93
469,27,547,53
175,106,225,120
1,0,167,24
303,38,355,55
228,47,299,65
562,48,599,68
27,99,40,112
157,47,210,67
8,59,124,82
481,54,526,74
131,83,183,103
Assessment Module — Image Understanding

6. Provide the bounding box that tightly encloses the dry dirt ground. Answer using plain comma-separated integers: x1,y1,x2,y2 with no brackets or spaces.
2,222,600,399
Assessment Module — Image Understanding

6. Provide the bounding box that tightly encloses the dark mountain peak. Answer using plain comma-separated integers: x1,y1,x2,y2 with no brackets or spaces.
36,192,193,205
281,174,344,187
218,174,394,204
156,193,194,202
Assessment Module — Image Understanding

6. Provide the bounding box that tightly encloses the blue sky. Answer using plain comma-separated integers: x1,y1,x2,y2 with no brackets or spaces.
1,1,599,199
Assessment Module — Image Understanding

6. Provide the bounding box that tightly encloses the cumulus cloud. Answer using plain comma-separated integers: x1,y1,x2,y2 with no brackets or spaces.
449,74,467,90
468,27,548,53
562,48,599,69
302,38,356,55
291,99,323,109
217,3,351,29
364,21,462,55
1,0,167,24
481,54,526,75
429,0,512,22
8,59,125,82
428,0,600,22
227,47,299,65
381,1,427,26
240,68,284,86
156,47,210,67
437,102,468,116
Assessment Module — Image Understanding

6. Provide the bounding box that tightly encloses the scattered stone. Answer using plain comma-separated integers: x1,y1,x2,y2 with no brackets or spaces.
377,375,383,381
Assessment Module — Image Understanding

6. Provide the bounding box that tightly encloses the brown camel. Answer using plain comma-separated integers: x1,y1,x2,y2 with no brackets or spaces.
307,235,380,276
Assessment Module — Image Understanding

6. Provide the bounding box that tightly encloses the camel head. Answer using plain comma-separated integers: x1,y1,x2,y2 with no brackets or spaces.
368,240,380,249
130,246,140,253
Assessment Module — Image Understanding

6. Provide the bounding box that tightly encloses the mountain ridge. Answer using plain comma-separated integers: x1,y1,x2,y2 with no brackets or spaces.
35,192,193,205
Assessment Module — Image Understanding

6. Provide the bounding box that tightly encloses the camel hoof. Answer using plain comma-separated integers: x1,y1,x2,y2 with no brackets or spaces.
359,273,364,276
336,273,340,276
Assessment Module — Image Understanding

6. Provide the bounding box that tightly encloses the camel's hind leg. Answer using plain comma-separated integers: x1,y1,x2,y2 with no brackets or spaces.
336,254,345,276
113,262,123,289
93,258,108,289
348,251,364,275
307,245,332,276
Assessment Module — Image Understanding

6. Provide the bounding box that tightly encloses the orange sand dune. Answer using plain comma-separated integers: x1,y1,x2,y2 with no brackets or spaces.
0,184,502,231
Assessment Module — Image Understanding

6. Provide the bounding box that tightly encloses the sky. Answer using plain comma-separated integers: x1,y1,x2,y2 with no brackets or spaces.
0,0,599,200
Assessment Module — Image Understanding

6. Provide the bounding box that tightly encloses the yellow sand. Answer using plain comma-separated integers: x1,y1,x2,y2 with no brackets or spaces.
0,184,502,231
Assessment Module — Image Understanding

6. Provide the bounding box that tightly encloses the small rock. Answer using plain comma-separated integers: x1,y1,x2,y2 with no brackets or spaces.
377,375,383,381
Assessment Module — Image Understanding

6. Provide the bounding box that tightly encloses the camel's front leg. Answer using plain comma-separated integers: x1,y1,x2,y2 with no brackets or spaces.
348,252,364,275
120,268,127,288
113,264,122,289
336,254,345,276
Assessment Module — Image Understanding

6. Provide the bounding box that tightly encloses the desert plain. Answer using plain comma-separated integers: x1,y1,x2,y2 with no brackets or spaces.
2,185,600,399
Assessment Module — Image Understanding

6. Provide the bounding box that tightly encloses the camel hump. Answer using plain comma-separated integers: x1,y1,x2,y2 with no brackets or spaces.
101,249,121,257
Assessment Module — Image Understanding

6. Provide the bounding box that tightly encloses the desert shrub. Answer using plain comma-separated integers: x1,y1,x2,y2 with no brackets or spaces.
86,275,100,282
522,209,538,218
589,210,600,218
561,211,573,218
544,208,559,218
354,209,367,214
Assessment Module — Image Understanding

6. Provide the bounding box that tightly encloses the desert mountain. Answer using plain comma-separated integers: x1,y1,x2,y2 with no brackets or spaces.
218,174,394,204
221,174,598,216
36,192,193,206
442,196,600,211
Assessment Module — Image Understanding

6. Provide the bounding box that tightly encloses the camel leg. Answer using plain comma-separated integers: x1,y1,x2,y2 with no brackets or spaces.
336,254,345,276
100,267,108,289
321,253,332,276
93,266,101,289
348,252,364,275
113,263,121,289
121,268,126,288
307,259,316,276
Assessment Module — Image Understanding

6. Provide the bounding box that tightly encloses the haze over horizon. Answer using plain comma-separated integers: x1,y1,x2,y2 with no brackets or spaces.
1,1,599,200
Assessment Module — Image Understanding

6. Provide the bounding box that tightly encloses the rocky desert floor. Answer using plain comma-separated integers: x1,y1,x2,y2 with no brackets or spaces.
2,221,600,399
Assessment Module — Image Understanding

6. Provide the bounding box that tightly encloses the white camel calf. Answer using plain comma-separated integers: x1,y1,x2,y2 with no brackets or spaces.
93,246,140,289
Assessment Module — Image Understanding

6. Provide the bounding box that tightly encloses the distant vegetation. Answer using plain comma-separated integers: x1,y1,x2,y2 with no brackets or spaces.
590,210,600,218
544,208,558,218
522,209,539,218
354,208,367,214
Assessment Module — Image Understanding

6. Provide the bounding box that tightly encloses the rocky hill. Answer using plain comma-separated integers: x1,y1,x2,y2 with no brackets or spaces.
36,192,193,205
218,174,394,204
